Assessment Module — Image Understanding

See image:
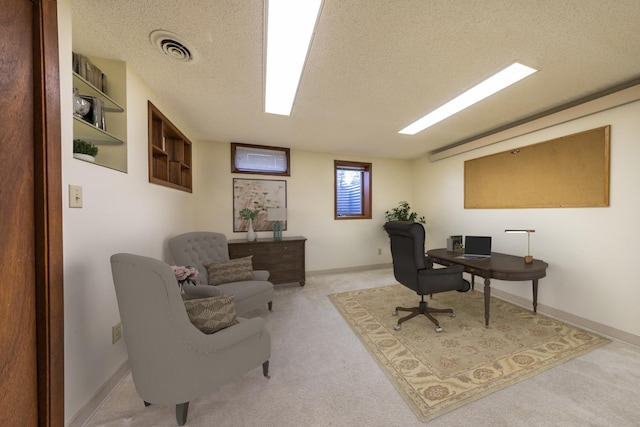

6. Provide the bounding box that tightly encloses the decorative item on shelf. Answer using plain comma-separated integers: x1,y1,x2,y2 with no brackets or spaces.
80,96,106,130
171,265,199,294
240,208,259,242
383,201,426,228
267,207,287,241
73,139,99,163
73,88,90,118
73,52,106,91
505,229,536,264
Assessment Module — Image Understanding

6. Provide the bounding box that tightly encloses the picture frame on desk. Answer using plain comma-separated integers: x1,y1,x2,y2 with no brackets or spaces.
233,178,287,232
450,235,463,253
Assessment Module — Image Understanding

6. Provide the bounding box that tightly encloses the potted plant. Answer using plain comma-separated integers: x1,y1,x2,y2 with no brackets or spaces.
240,208,259,241
383,201,426,226
73,139,99,162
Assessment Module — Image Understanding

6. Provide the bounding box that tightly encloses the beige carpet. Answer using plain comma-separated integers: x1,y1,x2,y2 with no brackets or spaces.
82,269,640,427
329,284,610,422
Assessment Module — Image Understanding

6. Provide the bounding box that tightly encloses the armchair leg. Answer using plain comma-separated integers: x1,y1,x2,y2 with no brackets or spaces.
263,360,270,378
176,402,189,426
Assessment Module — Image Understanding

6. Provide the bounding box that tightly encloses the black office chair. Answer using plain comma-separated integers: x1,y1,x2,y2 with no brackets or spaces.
384,221,470,332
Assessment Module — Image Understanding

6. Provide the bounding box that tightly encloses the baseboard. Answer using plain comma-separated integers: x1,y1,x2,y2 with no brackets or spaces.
66,360,130,427
307,263,392,277
488,287,640,347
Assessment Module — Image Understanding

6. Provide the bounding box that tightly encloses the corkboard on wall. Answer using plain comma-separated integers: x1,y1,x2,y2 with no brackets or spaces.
464,126,610,208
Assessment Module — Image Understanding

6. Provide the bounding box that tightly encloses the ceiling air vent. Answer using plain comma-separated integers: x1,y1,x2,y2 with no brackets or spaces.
149,30,199,63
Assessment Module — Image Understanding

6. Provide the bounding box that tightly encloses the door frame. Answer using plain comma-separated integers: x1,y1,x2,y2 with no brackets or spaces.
34,0,65,425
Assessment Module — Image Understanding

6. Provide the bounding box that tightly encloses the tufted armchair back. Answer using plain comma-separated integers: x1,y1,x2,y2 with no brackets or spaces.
168,232,230,286
110,252,271,425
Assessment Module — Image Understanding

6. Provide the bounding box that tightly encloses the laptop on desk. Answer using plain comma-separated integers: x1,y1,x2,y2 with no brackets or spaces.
456,236,492,259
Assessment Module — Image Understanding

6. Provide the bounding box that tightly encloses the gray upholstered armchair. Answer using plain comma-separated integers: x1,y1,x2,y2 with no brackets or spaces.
168,232,274,315
383,221,470,332
110,253,271,426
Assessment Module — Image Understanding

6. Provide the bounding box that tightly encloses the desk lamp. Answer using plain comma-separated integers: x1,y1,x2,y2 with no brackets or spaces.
505,229,535,264
267,208,287,241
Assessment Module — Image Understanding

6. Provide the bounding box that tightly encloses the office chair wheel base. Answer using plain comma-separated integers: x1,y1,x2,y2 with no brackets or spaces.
392,310,398,316
435,326,443,333
394,324,401,331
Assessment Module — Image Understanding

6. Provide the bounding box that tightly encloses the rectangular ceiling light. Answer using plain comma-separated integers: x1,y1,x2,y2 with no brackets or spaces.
399,62,537,135
264,0,323,116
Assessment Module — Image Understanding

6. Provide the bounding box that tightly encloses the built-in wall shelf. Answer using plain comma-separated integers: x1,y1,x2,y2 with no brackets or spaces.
71,55,127,172
73,116,123,145
73,72,124,112
148,101,193,192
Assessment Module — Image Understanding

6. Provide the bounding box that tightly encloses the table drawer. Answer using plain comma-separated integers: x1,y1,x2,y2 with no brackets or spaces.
229,245,271,258
227,237,307,285
269,269,305,284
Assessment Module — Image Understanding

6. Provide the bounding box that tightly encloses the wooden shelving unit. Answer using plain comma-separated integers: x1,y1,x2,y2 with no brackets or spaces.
148,101,193,192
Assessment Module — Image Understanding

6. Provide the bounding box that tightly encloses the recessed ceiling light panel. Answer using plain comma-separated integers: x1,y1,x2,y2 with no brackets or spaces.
399,62,537,135
149,30,199,63
264,0,323,116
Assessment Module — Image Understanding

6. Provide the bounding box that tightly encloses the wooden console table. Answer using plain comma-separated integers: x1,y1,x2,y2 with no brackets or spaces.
426,249,548,327
228,237,306,286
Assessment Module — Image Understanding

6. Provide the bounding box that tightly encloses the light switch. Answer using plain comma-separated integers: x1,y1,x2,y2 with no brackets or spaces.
69,185,83,208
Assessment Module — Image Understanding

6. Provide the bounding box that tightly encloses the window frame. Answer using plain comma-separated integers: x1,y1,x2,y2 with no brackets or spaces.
231,142,290,176
334,160,372,220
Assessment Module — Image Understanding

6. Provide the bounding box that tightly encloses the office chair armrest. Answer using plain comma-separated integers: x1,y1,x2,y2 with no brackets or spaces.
419,264,464,276
423,256,434,269
417,264,467,293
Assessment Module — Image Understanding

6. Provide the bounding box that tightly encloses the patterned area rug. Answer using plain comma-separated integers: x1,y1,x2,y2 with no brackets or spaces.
329,285,610,422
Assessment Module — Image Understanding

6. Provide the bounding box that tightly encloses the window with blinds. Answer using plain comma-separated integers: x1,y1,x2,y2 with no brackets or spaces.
334,160,372,219
231,142,290,176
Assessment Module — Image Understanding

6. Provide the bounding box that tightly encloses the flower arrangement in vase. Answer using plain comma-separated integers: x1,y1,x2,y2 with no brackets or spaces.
171,265,199,294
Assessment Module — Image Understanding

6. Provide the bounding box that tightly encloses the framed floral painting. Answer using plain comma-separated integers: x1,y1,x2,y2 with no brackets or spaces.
233,178,287,232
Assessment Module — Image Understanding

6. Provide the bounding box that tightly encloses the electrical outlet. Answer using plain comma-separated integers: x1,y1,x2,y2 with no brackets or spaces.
378,248,382,255
112,322,122,344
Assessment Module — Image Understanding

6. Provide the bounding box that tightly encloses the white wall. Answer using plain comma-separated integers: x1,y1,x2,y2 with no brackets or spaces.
60,0,640,422
193,142,414,271
61,2,413,421
413,99,640,338
60,0,202,422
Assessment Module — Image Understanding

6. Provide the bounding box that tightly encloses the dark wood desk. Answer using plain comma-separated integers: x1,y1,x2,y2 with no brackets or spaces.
426,249,548,327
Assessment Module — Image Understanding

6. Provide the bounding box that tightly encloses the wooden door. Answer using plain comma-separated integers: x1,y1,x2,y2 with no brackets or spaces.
0,0,64,425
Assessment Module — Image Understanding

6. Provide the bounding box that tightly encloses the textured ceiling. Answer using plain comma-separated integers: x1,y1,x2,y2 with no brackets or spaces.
72,0,640,159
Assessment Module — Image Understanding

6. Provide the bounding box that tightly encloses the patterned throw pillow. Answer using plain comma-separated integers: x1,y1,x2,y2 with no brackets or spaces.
203,256,254,286
183,295,239,334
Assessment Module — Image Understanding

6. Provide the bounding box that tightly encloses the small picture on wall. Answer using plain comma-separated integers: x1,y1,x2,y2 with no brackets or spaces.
233,178,287,232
